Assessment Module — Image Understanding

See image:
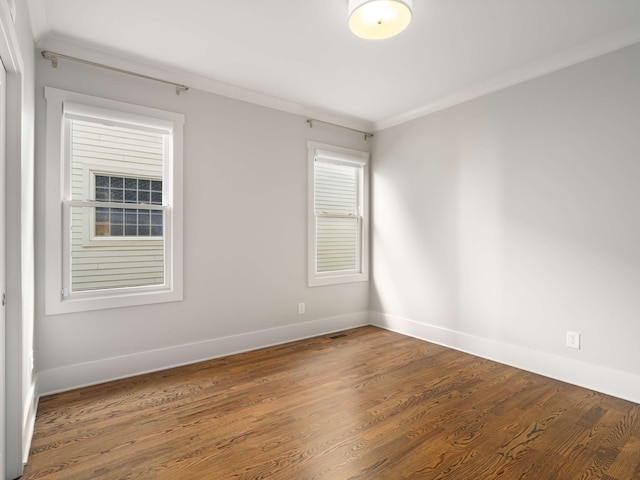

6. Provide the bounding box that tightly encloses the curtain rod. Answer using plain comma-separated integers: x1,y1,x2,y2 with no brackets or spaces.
306,118,373,140
41,50,189,95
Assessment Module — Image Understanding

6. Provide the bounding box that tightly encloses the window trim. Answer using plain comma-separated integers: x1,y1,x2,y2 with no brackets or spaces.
45,87,184,314
307,141,369,287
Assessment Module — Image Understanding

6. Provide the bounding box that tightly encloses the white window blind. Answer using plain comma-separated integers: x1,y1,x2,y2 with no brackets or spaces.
314,160,361,273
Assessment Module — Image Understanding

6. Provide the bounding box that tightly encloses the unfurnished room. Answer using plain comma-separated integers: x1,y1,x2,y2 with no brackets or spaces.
0,0,639,479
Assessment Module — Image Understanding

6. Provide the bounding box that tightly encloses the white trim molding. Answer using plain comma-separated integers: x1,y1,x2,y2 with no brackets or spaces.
370,311,640,405
38,312,370,396
1,0,32,477
22,378,37,465
36,311,640,413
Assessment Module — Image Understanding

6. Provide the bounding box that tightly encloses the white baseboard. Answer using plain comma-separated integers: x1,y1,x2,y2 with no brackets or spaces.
37,311,369,396
370,311,640,405
37,310,640,404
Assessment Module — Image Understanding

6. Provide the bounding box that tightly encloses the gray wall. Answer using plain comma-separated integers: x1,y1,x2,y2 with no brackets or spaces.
371,43,640,378
35,57,370,391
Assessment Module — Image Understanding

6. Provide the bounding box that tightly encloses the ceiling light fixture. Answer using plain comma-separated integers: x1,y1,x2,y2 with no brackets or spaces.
348,0,413,40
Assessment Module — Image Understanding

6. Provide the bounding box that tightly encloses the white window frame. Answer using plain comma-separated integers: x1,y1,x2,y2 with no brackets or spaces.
44,87,184,314
307,141,369,287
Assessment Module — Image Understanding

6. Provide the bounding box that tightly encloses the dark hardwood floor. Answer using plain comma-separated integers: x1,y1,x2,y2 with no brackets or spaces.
22,326,640,479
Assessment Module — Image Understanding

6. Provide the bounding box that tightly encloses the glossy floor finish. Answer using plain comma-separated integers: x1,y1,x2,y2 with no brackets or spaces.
22,326,640,479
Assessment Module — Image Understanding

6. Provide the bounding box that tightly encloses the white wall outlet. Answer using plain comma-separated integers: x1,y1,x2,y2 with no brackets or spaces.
298,303,305,315
566,331,580,349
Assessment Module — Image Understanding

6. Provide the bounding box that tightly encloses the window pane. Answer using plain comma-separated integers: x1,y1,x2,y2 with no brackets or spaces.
70,206,165,292
316,216,358,272
138,190,150,203
95,223,110,236
95,187,109,201
124,210,138,225
138,210,151,225
151,211,163,225
95,207,109,222
110,209,124,224
96,175,109,187
124,189,137,203
111,189,123,202
314,159,361,274
69,118,166,292
315,162,358,215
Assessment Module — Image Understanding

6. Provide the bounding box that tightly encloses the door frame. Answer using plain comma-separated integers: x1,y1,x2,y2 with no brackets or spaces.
0,52,6,480
0,2,27,478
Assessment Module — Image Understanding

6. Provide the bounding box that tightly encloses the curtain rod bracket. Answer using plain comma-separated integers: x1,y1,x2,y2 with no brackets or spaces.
176,86,189,96
306,118,373,140
42,50,58,68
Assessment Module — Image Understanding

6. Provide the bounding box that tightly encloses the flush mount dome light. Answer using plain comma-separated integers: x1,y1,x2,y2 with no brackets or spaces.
348,0,413,40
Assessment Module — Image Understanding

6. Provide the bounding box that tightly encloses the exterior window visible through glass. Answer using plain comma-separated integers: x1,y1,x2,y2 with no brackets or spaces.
94,175,163,237
69,118,166,292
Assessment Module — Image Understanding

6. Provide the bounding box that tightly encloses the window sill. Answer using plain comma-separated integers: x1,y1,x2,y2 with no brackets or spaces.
308,272,369,287
46,286,183,315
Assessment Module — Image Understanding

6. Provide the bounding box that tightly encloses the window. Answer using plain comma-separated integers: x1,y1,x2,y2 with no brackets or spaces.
94,174,163,238
307,141,369,286
45,87,184,314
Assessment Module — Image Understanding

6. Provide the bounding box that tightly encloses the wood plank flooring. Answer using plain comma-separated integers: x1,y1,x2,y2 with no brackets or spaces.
22,326,640,479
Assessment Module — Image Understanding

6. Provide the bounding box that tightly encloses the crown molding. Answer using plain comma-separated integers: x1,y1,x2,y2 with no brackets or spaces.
29,14,640,135
25,0,48,43
375,23,640,132
37,34,375,134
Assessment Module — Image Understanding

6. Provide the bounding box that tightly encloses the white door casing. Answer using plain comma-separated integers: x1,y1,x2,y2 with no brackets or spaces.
0,55,7,478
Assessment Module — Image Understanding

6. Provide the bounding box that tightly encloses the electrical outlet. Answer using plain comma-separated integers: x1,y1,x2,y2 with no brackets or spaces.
566,331,580,349
298,303,305,315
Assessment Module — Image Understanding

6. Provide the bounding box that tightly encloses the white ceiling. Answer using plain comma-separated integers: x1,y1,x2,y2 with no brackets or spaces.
27,0,640,130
